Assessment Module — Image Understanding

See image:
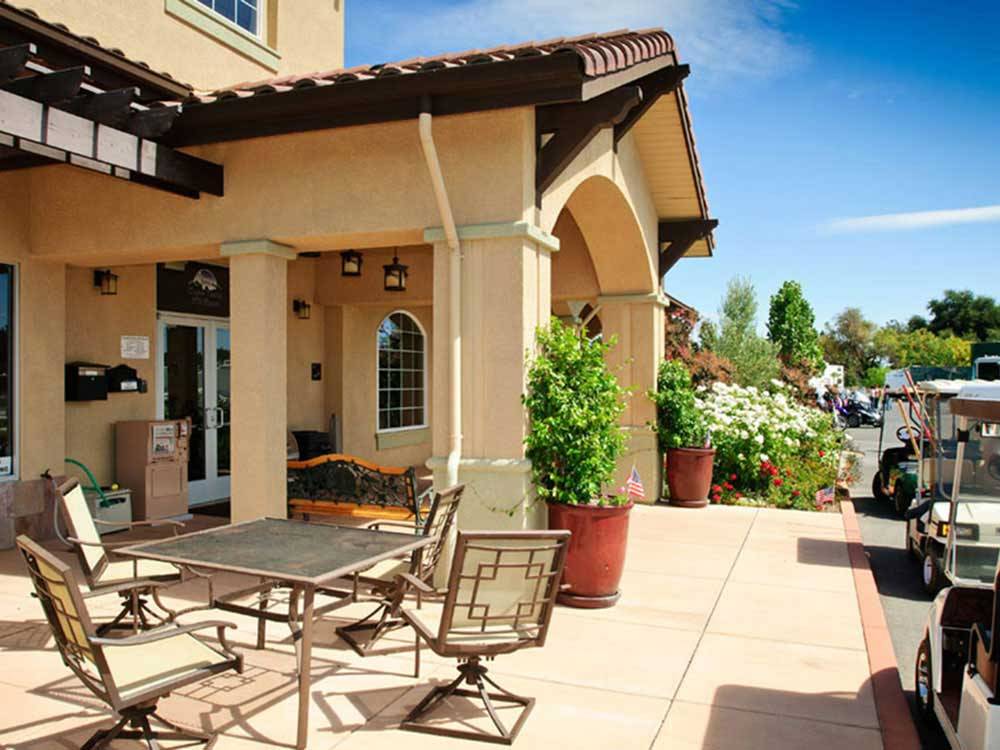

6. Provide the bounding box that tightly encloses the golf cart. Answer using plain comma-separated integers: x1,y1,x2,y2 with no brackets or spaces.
905,380,975,593
872,372,927,516
915,382,1000,749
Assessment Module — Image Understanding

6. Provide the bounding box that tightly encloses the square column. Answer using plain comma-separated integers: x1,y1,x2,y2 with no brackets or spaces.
598,292,666,502
426,222,558,530
222,240,295,522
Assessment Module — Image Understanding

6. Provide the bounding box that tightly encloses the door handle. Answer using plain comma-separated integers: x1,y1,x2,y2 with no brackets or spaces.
205,408,219,430
215,406,227,429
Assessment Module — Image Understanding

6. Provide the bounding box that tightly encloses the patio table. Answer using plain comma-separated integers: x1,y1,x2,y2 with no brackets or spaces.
118,517,433,749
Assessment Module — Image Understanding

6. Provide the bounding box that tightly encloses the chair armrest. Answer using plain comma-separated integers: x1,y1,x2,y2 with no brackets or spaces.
394,572,435,595
94,518,185,535
90,620,236,647
67,535,137,551
82,579,171,599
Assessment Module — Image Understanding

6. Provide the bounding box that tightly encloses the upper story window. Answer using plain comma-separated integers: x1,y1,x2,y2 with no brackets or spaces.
377,312,426,432
197,0,259,36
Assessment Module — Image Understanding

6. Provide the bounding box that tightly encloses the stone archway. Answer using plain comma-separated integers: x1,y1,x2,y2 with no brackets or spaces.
549,175,665,501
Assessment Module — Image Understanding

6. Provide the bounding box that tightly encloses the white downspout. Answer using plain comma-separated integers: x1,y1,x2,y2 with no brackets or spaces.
418,101,462,489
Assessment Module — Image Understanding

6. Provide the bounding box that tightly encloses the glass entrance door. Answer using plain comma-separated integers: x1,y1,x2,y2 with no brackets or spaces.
157,314,231,506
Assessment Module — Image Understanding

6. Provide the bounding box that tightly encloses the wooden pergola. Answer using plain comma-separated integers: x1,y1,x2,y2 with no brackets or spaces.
0,4,222,198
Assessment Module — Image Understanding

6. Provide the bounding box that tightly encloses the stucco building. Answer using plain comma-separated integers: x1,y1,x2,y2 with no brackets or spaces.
0,0,716,537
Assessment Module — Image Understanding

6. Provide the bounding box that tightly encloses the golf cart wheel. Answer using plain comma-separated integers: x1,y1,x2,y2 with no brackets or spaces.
871,472,889,501
915,637,935,721
847,413,861,428
923,548,944,596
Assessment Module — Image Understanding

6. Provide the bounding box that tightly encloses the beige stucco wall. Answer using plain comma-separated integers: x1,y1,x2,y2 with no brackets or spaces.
287,258,325,431
550,210,599,304
26,109,536,266
23,0,344,91
64,265,158,485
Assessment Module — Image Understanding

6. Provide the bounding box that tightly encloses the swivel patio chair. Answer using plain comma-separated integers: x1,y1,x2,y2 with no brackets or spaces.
57,478,210,632
334,483,464,657
16,535,242,750
394,529,571,744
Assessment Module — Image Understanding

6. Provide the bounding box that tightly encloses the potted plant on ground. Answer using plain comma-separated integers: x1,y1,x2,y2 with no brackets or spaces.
524,318,631,609
651,359,714,507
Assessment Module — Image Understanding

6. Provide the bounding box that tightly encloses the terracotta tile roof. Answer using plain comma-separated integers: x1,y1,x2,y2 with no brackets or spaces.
194,28,676,103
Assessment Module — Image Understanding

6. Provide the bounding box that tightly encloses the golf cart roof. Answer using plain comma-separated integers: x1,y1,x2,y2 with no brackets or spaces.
915,379,971,396
951,382,1000,421
883,366,973,395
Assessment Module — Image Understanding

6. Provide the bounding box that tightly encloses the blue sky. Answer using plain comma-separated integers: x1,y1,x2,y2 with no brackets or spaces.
346,1,1000,328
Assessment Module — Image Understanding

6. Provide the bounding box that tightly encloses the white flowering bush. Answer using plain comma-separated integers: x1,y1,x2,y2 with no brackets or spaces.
696,379,843,509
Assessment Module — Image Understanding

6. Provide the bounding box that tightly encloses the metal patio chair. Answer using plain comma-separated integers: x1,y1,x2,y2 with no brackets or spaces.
57,478,209,632
394,529,570,744
16,535,242,750
334,483,464,657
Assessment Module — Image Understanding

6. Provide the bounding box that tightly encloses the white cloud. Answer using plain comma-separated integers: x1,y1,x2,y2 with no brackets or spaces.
823,204,1000,234
353,0,806,86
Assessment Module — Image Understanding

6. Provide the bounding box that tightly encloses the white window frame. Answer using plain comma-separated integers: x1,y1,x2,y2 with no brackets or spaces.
195,0,263,38
375,310,428,434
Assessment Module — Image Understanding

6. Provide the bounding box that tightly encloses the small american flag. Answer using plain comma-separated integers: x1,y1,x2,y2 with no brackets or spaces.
815,486,835,508
626,466,645,501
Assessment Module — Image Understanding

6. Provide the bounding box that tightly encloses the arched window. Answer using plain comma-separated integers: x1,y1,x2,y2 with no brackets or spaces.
377,311,426,431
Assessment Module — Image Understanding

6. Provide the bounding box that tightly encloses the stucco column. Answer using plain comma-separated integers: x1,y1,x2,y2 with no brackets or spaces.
426,222,558,530
598,292,666,503
222,240,295,522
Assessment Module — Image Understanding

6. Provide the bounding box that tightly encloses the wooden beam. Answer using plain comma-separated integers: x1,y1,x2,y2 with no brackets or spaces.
614,64,689,144
0,5,190,102
535,85,642,196
0,42,34,82
658,218,718,277
128,105,182,139
0,88,222,198
3,65,87,103
61,86,138,129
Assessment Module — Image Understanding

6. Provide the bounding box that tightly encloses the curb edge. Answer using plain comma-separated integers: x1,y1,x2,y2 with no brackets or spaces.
841,497,922,750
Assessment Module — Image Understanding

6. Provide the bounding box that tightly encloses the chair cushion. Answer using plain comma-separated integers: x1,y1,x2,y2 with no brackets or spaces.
103,630,229,703
98,559,181,585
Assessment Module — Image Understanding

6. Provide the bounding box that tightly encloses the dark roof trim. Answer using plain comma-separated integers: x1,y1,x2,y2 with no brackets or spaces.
659,218,718,276
0,3,191,101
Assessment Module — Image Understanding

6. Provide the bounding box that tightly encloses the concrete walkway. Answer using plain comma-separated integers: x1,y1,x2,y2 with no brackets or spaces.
0,504,883,749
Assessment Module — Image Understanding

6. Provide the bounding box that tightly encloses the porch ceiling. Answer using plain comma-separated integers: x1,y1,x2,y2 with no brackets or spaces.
632,89,714,259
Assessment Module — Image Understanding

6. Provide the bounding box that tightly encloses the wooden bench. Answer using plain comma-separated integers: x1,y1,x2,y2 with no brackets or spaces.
287,454,428,523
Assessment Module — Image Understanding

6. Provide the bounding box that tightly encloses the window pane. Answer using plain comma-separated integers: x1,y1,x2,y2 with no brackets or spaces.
0,267,11,474
215,0,236,22
236,1,257,32
377,311,425,431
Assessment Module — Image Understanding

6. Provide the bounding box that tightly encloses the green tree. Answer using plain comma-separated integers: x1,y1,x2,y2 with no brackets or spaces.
862,365,890,389
821,307,878,386
712,277,780,389
927,289,1000,341
766,281,824,373
874,327,971,367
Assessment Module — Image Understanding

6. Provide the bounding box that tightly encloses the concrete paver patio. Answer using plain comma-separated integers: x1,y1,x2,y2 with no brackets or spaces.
0,504,884,749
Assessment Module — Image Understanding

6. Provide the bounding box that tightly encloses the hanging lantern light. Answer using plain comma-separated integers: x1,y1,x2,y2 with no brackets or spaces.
93,269,119,296
340,250,363,277
383,252,408,292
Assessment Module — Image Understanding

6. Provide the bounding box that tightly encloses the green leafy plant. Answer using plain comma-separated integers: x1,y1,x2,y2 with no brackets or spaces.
708,277,780,389
523,319,628,506
650,359,709,451
767,280,824,374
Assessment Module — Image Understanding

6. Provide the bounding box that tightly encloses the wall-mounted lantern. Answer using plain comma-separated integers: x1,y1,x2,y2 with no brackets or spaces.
383,252,408,292
292,299,312,320
340,250,363,277
93,269,119,296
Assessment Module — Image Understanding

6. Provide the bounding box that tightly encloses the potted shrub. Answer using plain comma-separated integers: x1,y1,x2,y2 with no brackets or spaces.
651,359,714,507
524,319,631,609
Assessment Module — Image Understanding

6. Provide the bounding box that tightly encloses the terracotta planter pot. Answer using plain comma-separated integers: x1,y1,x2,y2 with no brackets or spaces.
547,501,633,609
666,447,716,508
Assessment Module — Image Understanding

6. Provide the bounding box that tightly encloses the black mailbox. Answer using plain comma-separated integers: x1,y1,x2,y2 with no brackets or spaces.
108,364,145,393
66,362,109,401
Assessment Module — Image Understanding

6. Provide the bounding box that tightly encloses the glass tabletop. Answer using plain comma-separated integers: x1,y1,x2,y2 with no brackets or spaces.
118,518,431,584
